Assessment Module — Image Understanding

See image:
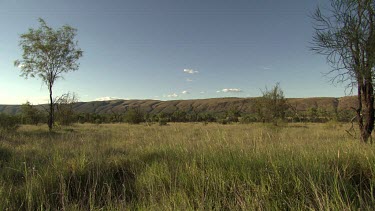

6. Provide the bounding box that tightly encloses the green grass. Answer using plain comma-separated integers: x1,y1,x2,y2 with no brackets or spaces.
0,122,374,210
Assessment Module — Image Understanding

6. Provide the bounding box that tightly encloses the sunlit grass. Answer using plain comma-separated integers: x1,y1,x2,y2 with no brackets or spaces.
0,122,374,210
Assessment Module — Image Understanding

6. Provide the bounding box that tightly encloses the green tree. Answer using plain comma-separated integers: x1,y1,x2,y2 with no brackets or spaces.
255,83,288,125
15,18,83,131
20,101,43,125
171,110,188,122
124,108,144,124
311,0,375,142
226,108,240,122
307,107,319,122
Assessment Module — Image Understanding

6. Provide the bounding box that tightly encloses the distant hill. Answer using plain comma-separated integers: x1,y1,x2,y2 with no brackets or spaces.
0,96,358,115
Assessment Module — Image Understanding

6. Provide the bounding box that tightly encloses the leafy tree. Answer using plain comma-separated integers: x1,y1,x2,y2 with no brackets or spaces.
197,113,216,122
254,83,288,125
311,0,375,142
171,110,188,122
109,109,123,123
307,107,319,122
252,98,266,122
124,108,144,124
156,112,169,125
20,101,43,125
15,18,83,131
226,108,241,122
157,112,170,122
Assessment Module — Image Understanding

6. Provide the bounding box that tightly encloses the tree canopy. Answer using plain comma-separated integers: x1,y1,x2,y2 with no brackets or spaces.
15,18,83,130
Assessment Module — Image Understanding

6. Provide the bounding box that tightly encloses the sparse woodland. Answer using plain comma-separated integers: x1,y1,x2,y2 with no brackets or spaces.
1,0,375,210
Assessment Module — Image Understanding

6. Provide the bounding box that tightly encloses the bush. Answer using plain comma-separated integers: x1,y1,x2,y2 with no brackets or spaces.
253,83,288,124
240,115,257,124
55,92,78,126
124,108,144,124
227,116,239,123
0,114,20,132
197,113,216,122
158,118,168,126
217,119,228,125
95,118,102,125
20,101,44,125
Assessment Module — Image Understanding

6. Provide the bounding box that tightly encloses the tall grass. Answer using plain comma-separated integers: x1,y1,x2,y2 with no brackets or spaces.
0,123,374,210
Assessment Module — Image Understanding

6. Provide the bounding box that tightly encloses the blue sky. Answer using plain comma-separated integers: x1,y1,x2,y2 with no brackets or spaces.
0,0,347,104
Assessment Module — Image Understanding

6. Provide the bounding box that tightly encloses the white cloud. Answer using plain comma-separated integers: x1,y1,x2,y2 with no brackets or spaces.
186,78,193,82
0,95,49,105
220,88,243,93
216,91,221,93
181,91,190,94
167,93,178,98
95,96,122,101
200,91,205,94
183,69,199,74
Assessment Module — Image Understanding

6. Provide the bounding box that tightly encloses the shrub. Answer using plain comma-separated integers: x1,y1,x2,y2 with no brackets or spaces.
226,116,239,123
158,118,168,126
95,118,102,125
240,115,257,124
55,92,78,126
254,83,288,124
124,108,144,124
20,101,44,125
0,113,20,132
217,119,228,125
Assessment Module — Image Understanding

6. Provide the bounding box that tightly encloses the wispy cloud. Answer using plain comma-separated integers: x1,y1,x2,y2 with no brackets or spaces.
217,88,243,93
200,91,205,94
261,66,272,70
181,91,190,94
186,78,193,82
95,97,122,101
183,69,199,74
167,93,178,98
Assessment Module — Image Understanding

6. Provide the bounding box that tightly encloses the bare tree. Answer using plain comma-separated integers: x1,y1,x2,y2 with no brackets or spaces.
311,0,375,142
55,92,78,126
15,18,83,131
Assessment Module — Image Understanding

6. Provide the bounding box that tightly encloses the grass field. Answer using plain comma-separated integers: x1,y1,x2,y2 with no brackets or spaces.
0,122,374,210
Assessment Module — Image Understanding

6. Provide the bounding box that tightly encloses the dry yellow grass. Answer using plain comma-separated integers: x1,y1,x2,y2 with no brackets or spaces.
0,122,374,210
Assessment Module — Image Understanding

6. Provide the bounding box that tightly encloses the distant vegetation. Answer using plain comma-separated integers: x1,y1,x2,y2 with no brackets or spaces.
0,95,358,133
0,84,359,133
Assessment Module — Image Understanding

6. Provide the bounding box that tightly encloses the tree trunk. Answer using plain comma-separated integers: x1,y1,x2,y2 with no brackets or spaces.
357,79,374,143
48,85,54,131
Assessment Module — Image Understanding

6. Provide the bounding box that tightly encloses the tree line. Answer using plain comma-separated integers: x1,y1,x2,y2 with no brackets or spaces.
0,83,357,132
